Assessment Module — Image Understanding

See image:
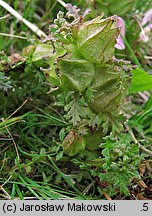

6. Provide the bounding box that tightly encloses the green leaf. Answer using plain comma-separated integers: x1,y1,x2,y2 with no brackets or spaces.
108,0,137,17
65,99,82,125
62,131,86,156
40,67,61,86
77,15,119,63
64,97,92,126
59,59,94,92
32,44,54,67
59,128,66,141
0,72,12,91
85,129,103,150
129,68,152,93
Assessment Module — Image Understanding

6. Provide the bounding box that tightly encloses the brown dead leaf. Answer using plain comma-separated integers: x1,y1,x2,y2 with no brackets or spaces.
103,192,112,200
9,53,26,66
137,180,148,189
139,160,152,176
136,193,151,200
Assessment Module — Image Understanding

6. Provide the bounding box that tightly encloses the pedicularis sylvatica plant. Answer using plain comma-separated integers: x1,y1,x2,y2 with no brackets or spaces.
39,11,130,155
31,7,141,195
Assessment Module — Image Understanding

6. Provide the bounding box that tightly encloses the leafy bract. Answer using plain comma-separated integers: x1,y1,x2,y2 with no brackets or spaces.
32,44,54,67
77,15,119,64
62,131,86,156
59,59,94,92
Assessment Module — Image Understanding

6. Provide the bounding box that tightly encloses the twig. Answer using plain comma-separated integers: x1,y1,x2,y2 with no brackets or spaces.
138,143,152,156
144,56,152,60
103,192,112,200
0,13,10,20
0,186,11,199
57,0,67,8
0,176,12,200
0,99,28,143
125,124,152,156
4,99,28,123
138,92,149,102
0,32,35,41
2,176,12,187
0,0,47,38
2,118,20,160
137,180,148,189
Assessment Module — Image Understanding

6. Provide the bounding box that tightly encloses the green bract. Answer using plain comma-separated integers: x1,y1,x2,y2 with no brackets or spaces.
32,44,54,67
77,15,119,63
88,64,127,113
59,59,94,92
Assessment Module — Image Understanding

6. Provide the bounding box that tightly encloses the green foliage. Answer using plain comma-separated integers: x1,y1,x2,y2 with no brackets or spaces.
98,134,141,196
64,96,92,126
0,72,12,91
95,0,137,17
130,68,152,93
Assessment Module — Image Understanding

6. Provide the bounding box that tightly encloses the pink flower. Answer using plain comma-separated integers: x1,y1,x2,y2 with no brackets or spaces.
139,24,152,42
115,17,126,50
115,35,126,50
139,9,152,42
141,8,152,26
115,9,152,49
